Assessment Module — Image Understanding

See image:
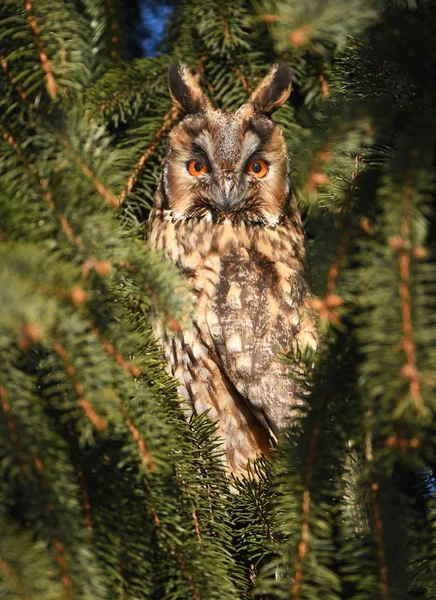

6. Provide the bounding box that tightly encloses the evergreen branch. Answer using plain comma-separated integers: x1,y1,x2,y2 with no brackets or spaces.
106,0,120,62
104,394,201,598
119,259,183,330
297,116,371,213
258,0,379,55
53,131,120,208
0,122,31,169
179,474,203,546
84,56,172,125
1,55,33,108
170,550,201,600
315,57,329,97
112,390,156,472
30,450,72,599
96,78,151,113
365,421,390,600
118,106,179,204
81,258,112,277
141,472,202,599
192,507,203,545
24,0,57,98
0,123,87,252
71,442,93,531
0,552,32,600
233,65,252,94
310,224,348,323
52,340,107,432
394,155,423,413
369,58,385,97
291,394,326,600
141,476,161,529
36,282,88,307
326,228,349,296
309,155,361,320
90,323,141,377
370,480,389,600
0,380,25,472
40,181,87,251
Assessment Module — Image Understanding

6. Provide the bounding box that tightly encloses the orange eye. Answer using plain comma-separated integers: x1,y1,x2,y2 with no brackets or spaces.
247,159,268,178
188,160,209,176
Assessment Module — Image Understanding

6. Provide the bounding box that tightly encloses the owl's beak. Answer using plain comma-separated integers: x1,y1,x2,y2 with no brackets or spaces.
212,175,241,213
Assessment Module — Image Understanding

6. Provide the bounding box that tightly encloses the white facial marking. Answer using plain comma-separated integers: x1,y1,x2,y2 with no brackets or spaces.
224,178,232,197
239,131,261,166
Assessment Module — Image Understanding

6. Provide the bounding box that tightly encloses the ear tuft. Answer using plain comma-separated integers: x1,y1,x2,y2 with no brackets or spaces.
250,62,292,115
168,63,208,114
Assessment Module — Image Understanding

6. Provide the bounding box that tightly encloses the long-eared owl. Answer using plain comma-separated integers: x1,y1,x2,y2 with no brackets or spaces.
148,62,317,476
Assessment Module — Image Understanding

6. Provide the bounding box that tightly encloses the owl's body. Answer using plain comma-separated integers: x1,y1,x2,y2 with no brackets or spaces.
148,64,317,475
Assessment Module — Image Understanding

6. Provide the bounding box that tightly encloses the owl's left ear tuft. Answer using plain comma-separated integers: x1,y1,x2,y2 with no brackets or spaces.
250,62,292,115
168,63,208,114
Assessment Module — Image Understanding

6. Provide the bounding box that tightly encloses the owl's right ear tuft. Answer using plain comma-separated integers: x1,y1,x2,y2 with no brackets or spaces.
168,63,208,114
250,62,292,115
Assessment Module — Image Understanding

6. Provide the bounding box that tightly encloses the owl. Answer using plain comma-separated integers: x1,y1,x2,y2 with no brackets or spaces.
148,62,317,476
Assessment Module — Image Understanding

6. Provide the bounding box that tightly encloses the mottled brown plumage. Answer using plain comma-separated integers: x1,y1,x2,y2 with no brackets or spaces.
148,63,317,476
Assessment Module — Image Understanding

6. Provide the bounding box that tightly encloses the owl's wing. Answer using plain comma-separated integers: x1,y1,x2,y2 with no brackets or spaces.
200,251,318,438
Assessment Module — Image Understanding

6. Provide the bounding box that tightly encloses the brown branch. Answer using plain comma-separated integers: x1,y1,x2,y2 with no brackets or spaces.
98,78,151,113
35,286,140,377
141,476,161,528
171,550,201,600
143,472,201,599
106,0,119,61
396,156,422,411
0,123,86,252
40,179,86,251
221,18,231,41
24,1,57,98
0,123,30,166
192,508,202,545
35,283,88,306
52,341,106,432
72,445,92,531
0,382,26,472
118,106,179,204
31,452,72,599
260,14,280,23
292,397,326,600
326,227,350,296
315,58,329,98
112,390,155,471
309,226,348,322
306,144,332,192
290,24,311,47
0,554,32,600
119,259,181,331
179,474,202,546
1,124,120,276
260,12,293,24
234,66,252,94
1,56,34,108
54,133,120,208
369,59,385,96
365,415,390,600
370,481,390,600
309,155,361,322
90,325,140,377
110,404,200,599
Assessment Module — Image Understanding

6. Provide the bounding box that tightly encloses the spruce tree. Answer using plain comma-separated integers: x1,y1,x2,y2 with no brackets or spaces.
1,1,435,599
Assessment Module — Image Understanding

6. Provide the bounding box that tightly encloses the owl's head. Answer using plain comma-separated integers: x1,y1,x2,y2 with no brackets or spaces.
158,63,292,227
